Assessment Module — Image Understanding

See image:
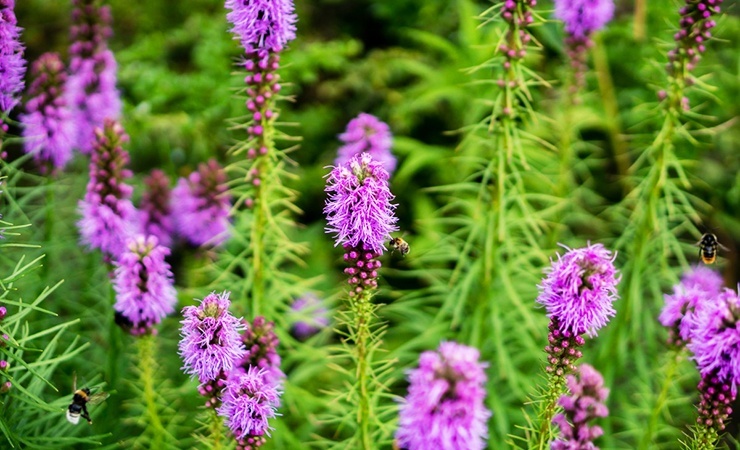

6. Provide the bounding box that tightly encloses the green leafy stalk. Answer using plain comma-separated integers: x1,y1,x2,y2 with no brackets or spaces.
640,349,684,449
135,334,169,449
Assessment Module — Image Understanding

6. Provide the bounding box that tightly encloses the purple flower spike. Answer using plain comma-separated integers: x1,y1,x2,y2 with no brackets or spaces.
552,363,610,449
335,113,396,175
235,316,284,388
537,243,620,337
688,287,740,396
20,53,76,172
680,265,724,296
324,152,399,255
179,291,246,384
218,365,281,447
554,0,614,39
77,119,138,259
0,0,26,116
66,0,121,154
171,159,232,247
396,341,491,450
225,0,297,56
290,293,329,340
139,169,174,248
113,235,177,335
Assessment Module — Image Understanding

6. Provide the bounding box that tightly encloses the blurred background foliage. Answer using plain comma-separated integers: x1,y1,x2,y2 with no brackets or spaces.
1,0,738,448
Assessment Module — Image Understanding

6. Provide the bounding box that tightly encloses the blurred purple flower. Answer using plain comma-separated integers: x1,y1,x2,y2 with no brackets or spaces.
290,293,329,340
396,341,491,450
537,243,620,337
19,53,76,171
688,287,740,396
324,152,399,255
554,0,614,38
218,365,281,446
113,235,177,335
235,316,284,388
659,266,723,346
335,113,396,175
225,0,297,55
171,159,232,247
139,169,174,248
66,0,120,154
552,363,610,450
0,0,25,115
179,291,246,384
77,119,138,258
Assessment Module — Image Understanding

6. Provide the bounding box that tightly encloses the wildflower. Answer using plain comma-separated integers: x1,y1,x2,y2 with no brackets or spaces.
77,119,138,258
552,363,610,449
235,316,284,388
0,0,26,116
335,113,396,175
139,169,174,248
179,291,246,384
537,243,620,337
113,235,177,335
396,341,491,450
289,293,329,340
498,0,536,71
66,0,121,154
659,266,723,347
171,159,231,247
225,0,297,56
324,152,398,255
20,53,76,171
218,365,281,448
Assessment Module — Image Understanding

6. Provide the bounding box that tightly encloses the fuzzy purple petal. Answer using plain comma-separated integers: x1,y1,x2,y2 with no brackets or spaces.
0,0,25,114
225,0,297,55
335,113,396,175
217,366,281,441
554,0,614,38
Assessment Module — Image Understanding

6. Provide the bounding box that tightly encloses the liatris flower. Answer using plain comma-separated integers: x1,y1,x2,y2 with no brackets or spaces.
551,363,610,449
218,365,281,449
171,159,232,247
77,119,138,259
0,0,25,116
554,0,614,94
498,0,536,71
659,266,723,347
225,0,297,57
537,243,620,338
324,152,399,255
396,341,491,450
335,113,396,175
139,169,174,248
688,287,740,395
112,235,177,335
179,291,246,384
66,0,121,154
289,293,329,340
19,53,76,172
234,316,284,388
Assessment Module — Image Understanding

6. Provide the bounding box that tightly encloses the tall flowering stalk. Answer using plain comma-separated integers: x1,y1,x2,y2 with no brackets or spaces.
77,119,138,259
139,169,174,249
335,113,396,175
531,243,619,447
323,152,398,448
66,0,121,154
686,287,739,449
551,364,610,449
395,341,491,450
289,293,329,340
0,0,25,130
19,53,76,172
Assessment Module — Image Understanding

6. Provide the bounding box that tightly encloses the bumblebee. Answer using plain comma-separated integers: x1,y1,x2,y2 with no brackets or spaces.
66,374,108,425
389,236,410,256
698,232,726,265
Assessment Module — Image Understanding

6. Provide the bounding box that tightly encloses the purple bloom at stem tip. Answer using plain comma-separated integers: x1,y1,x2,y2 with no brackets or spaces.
396,341,491,450
225,0,297,56
139,169,174,249
554,0,614,39
113,235,177,335
335,113,396,175
179,291,246,384
537,243,620,337
552,363,609,449
218,365,281,445
0,0,26,115
324,152,399,255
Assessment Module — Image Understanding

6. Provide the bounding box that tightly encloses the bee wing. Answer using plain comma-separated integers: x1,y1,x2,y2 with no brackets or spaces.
86,392,109,406
72,372,77,392
718,242,730,251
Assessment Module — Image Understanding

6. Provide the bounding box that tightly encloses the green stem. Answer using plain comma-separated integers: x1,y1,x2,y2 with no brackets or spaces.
634,0,647,41
250,180,267,317
352,288,374,450
640,350,683,450
137,334,168,449
535,372,566,450
209,408,224,450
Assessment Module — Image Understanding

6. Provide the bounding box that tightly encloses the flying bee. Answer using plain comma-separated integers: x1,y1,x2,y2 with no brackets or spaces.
697,232,727,265
389,235,410,256
66,373,109,425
